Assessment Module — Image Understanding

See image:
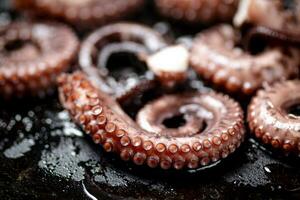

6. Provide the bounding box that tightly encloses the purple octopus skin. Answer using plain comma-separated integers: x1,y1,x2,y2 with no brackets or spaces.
155,0,238,24
58,72,246,170
248,80,300,155
13,0,145,30
0,22,79,98
79,22,189,96
234,0,300,47
190,24,300,96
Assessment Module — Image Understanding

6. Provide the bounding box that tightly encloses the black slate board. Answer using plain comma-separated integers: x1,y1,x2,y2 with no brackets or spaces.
1,1,300,199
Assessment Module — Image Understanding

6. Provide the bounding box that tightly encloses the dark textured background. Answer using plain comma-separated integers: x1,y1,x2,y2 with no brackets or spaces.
1,0,300,199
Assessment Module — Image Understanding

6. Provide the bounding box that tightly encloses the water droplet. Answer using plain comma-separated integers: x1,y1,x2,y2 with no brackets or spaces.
264,166,271,173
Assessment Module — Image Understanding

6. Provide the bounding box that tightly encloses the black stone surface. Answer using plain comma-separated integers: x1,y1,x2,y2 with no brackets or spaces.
1,1,300,199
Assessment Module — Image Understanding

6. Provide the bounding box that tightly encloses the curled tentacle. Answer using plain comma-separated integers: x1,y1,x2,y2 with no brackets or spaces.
190,24,300,96
79,23,189,96
58,72,245,170
248,80,300,155
0,22,78,98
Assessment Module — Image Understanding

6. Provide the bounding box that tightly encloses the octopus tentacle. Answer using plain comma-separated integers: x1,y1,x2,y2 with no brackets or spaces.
234,0,300,45
79,23,189,95
13,0,145,30
0,22,78,98
248,80,300,155
136,95,207,138
154,0,238,24
190,24,300,96
58,72,245,170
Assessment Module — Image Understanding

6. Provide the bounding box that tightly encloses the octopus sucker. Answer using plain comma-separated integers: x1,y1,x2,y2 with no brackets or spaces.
154,0,238,24
248,80,300,155
13,0,145,30
0,22,79,98
190,24,300,96
79,22,189,97
58,72,245,170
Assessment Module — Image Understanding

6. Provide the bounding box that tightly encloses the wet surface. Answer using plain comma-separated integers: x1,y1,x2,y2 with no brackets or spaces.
1,97,300,200
1,1,300,200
